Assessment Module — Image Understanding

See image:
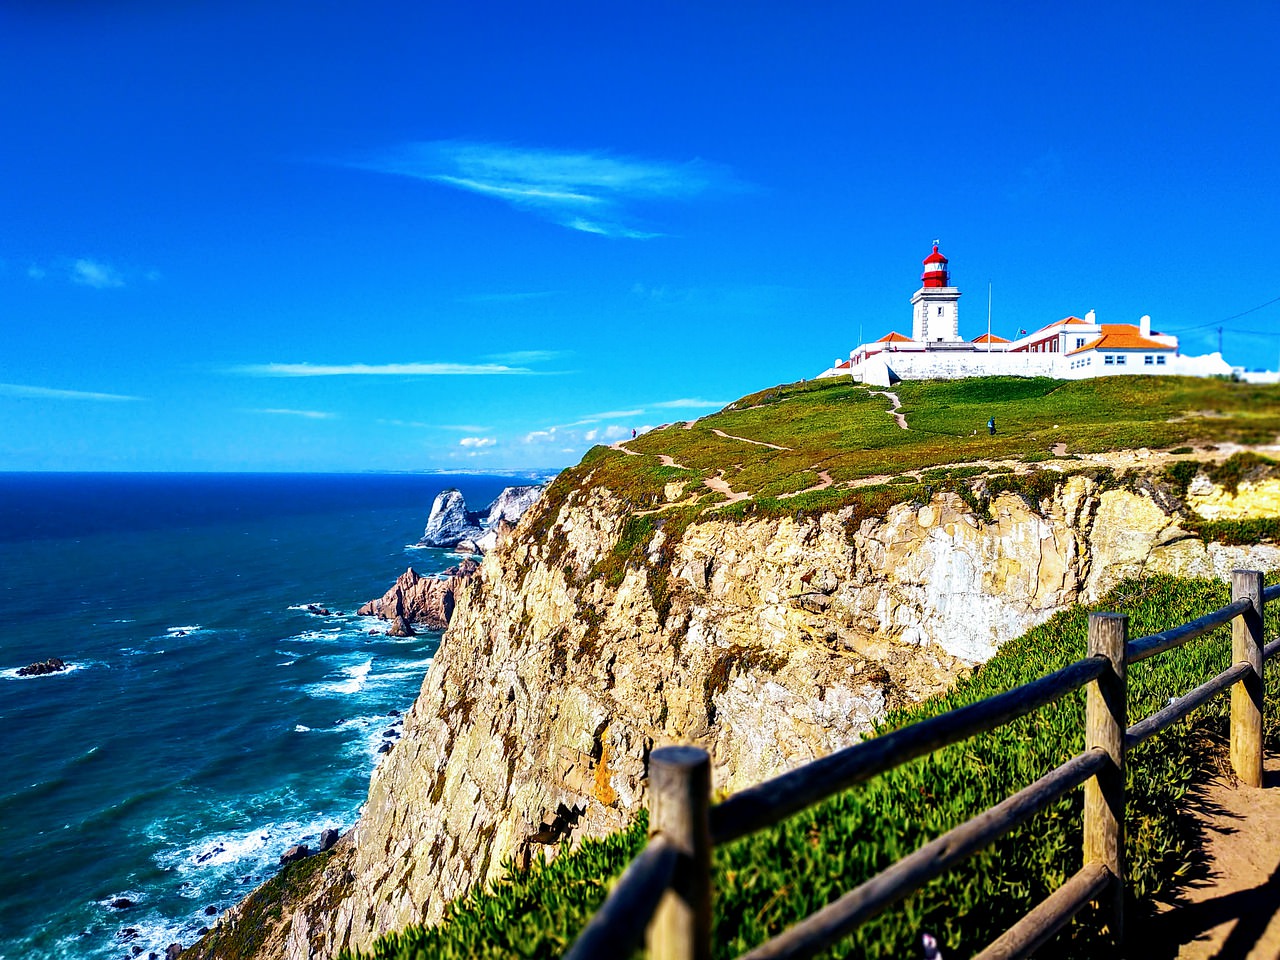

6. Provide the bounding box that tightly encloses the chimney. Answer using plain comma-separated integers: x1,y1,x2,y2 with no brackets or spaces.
1140,314,1151,338
1085,309,1097,325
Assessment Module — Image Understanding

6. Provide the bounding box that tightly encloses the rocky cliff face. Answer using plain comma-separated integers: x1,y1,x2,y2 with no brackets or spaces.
210,466,1279,959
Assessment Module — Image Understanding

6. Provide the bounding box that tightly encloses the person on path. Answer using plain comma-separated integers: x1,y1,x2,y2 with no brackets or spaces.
988,417,996,436
631,428,636,439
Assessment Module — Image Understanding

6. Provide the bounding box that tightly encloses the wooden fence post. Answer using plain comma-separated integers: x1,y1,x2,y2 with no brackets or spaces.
648,746,712,960
1231,569,1265,787
1084,612,1127,944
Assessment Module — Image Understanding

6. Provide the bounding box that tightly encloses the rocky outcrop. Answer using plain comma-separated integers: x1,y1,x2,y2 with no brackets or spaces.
419,490,484,548
17,657,67,676
484,484,544,527
357,560,479,631
207,467,1280,959
417,484,545,550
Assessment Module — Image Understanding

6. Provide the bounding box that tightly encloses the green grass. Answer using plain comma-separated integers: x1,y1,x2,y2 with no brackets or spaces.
546,376,1280,521
350,574,1280,960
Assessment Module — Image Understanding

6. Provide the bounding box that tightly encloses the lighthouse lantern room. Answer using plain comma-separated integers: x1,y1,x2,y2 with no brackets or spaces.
911,241,962,343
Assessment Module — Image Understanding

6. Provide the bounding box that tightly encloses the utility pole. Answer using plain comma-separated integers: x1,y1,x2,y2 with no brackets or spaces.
1219,326,1224,355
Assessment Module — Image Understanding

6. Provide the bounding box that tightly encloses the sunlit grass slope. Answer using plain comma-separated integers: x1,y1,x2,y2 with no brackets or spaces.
544,376,1280,518
353,575,1280,960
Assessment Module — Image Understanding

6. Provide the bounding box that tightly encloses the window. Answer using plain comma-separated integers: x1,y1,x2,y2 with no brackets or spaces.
1076,338,1086,349
937,306,943,315
1117,355,1127,365
1157,355,1166,365
1105,355,1115,365
1145,355,1154,365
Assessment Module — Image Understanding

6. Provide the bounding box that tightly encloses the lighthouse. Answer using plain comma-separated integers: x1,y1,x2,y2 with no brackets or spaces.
910,242,962,344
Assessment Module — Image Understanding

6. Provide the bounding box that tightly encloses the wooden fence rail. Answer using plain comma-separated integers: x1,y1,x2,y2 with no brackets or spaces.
563,573,1278,960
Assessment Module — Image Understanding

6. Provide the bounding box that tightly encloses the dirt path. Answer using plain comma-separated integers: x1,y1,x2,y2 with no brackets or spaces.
711,428,791,451
704,471,750,504
779,470,832,499
1139,756,1280,959
870,390,908,430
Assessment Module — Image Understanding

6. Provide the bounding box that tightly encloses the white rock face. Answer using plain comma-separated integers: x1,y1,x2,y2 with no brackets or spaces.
213,469,1280,959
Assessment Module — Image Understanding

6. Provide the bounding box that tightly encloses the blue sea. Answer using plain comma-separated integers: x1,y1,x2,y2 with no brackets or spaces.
0,472,541,960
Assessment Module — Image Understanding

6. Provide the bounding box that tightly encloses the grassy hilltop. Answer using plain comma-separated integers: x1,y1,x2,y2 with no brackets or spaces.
559,374,1280,513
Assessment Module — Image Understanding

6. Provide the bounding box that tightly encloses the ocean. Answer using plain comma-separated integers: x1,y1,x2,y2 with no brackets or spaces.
0,472,540,960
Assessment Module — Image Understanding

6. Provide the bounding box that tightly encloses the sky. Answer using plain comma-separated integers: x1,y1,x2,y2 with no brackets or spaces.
2,1,1278,472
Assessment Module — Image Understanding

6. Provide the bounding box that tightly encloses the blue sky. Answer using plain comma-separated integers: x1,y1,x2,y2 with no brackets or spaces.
2,1,1277,472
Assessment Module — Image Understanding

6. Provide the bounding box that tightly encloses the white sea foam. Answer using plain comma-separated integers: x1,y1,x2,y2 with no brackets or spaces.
166,625,203,634
2,661,85,680
294,724,312,732
305,658,374,698
288,627,347,643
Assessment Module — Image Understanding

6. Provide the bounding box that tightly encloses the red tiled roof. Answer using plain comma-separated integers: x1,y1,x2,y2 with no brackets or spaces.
877,331,914,343
972,333,1011,344
1067,324,1174,355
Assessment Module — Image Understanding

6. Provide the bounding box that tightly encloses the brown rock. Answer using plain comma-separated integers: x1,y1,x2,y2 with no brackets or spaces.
279,844,310,866
357,561,480,632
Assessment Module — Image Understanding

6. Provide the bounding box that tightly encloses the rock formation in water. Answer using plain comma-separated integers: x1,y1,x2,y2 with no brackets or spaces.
193,461,1280,960
17,657,68,676
357,560,479,632
416,484,545,550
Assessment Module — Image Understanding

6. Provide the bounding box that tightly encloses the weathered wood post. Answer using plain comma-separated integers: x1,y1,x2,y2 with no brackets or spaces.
1084,612,1127,943
648,746,712,960
1231,569,1265,787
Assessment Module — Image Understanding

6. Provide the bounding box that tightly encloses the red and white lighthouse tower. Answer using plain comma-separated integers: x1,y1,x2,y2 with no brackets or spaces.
911,241,962,343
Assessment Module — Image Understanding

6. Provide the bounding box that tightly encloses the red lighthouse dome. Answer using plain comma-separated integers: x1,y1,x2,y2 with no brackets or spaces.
921,242,950,287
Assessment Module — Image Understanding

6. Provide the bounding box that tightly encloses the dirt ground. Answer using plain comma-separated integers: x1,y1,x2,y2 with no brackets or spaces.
1140,756,1280,959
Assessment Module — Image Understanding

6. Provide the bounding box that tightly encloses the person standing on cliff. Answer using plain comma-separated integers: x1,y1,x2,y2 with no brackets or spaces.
987,417,996,436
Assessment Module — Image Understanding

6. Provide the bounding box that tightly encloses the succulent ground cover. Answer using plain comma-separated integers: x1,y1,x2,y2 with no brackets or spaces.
353,574,1280,960
539,376,1280,522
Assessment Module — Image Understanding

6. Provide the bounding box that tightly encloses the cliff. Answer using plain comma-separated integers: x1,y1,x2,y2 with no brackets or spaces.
190,377,1280,959
197,471,1279,960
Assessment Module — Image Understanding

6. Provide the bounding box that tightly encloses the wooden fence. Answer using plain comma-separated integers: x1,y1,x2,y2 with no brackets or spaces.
563,570,1279,960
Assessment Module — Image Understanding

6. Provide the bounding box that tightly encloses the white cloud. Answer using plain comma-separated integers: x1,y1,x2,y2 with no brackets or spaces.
26,265,46,280
0,382,139,401
460,436,496,448
248,408,336,419
602,425,630,440
650,398,729,409
233,362,535,377
484,349,565,366
355,140,738,237
72,259,125,289
583,429,598,443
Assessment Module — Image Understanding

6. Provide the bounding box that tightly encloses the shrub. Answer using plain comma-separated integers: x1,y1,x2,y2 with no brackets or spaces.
351,574,1280,960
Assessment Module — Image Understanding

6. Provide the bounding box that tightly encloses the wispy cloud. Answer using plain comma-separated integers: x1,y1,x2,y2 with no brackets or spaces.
0,382,140,401
72,259,126,289
459,436,496,448
650,398,729,409
354,140,738,237
232,362,537,377
247,408,336,419
484,349,565,366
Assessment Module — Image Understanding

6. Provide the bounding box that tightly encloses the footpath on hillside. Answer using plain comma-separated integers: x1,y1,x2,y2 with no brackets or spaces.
1144,756,1280,959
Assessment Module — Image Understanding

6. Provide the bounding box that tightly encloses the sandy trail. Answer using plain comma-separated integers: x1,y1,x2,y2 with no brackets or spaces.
703,472,750,504
1135,756,1280,959
869,390,908,429
779,471,833,499
711,428,791,451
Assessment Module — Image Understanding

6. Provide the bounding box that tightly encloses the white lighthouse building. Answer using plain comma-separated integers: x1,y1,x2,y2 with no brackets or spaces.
910,243,962,344
818,242,1235,384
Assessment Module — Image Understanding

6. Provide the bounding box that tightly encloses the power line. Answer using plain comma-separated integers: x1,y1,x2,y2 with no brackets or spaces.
1164,293,1280,333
